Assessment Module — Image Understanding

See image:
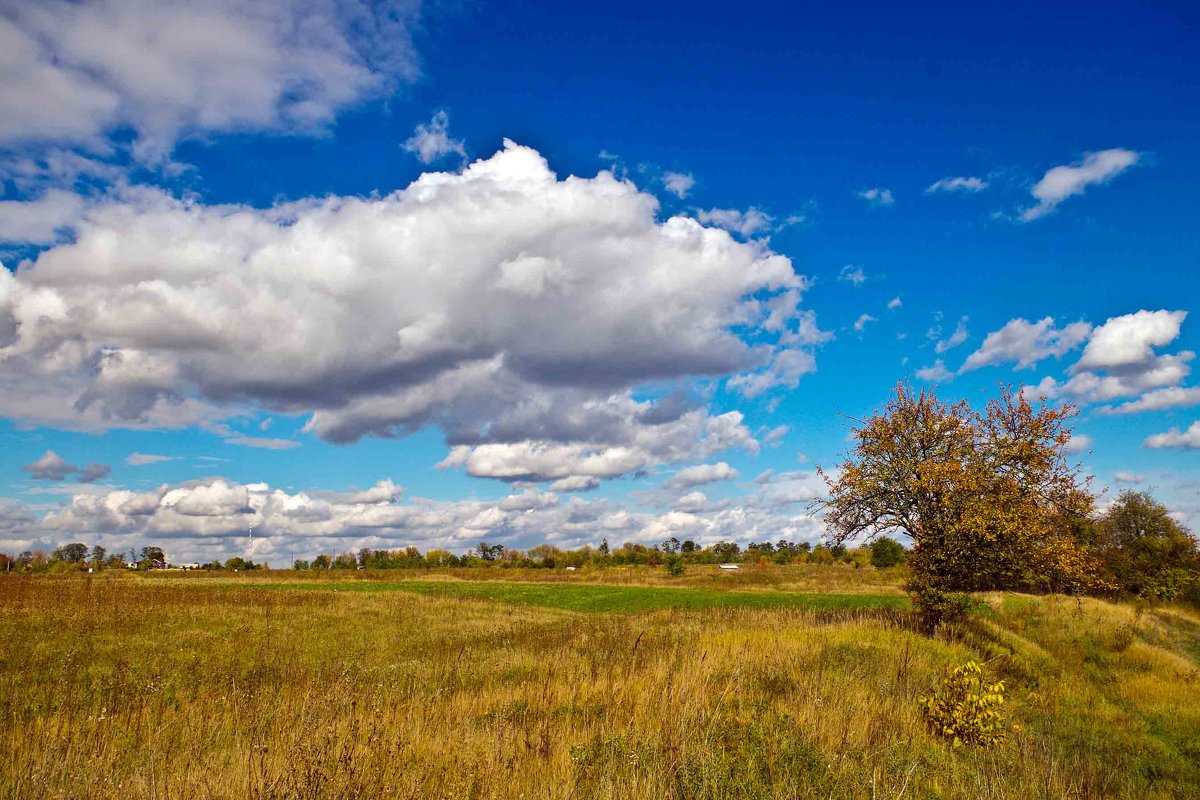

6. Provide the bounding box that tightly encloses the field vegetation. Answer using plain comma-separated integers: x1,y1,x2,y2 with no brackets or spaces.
2,567,1200,799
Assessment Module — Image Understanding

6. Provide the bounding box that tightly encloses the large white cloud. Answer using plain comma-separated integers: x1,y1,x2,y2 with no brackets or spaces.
0,0,421,162
1,142,813,477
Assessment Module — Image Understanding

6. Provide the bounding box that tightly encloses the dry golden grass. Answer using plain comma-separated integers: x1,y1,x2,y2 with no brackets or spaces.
1,571,1197,799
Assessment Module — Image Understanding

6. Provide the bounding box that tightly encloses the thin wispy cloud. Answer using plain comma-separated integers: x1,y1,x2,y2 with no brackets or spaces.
224,437,302,451
926,176,988,194
838,265,866,286
662,171,695,199
402,110,467,165
126,453,179,466
853,313,877,333
858,187,894,207
1020,148,1140,221
694,206,775,237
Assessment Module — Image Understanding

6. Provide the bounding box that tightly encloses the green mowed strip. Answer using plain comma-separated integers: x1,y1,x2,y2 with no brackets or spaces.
260,578,909,613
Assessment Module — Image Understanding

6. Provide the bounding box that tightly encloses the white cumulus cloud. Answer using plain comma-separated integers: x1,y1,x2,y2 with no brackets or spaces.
0,142,813,483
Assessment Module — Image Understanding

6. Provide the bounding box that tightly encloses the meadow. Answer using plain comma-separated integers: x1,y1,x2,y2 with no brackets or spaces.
2,565,1199,799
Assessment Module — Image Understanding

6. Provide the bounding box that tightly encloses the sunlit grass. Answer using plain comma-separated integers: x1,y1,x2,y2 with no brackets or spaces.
1,570,1198,798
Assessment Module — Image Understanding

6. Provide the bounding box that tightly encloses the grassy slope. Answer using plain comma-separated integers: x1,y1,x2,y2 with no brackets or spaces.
1,568,1198,799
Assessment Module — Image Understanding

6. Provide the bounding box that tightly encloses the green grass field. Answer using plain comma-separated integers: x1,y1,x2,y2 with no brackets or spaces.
2,566,1199,799
264,577,911,613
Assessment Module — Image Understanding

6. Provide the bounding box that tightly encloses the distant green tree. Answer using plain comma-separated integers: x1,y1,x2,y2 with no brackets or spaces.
293,559,311,570
52,542,89,564
713,541,740,562
869,537,906,568
476,542,505,561
1098,490,1200,601
90,545,107,568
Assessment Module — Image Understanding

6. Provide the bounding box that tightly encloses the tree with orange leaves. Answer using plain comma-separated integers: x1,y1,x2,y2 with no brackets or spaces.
818,382,1099,628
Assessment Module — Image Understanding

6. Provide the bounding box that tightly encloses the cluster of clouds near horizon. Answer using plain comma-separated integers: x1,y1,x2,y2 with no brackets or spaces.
2,471,829,564
0,0,1192,561
914,310,1200,435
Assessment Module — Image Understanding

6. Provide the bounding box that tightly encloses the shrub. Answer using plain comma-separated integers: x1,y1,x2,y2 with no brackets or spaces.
663,554,685,577
918,660,1014,748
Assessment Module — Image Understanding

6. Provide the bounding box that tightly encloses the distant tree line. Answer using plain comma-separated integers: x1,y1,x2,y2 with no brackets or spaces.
1,534,907,576
0,544,263,574
290,536,909,571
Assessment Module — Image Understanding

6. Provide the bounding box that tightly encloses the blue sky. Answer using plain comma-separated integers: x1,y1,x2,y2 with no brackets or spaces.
1,0,1198,564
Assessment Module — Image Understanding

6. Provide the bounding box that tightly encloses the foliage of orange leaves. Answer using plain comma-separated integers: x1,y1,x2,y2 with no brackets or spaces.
818,382,1102,597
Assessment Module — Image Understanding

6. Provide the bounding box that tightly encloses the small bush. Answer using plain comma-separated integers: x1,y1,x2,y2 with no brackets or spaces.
919,660,1015,748
663,554,685,577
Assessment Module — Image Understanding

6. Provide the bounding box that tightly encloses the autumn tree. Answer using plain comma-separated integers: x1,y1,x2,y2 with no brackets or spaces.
818,382,1099,627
